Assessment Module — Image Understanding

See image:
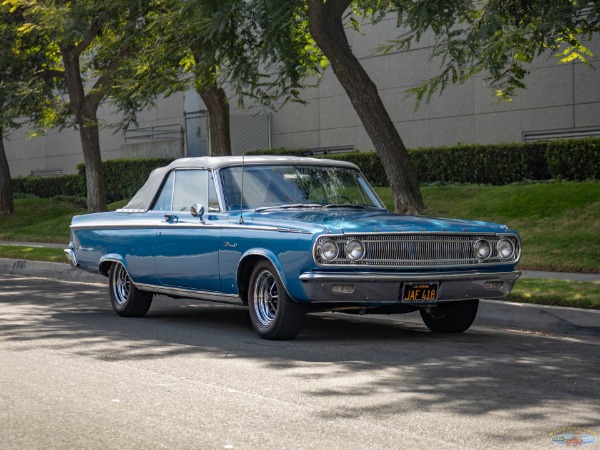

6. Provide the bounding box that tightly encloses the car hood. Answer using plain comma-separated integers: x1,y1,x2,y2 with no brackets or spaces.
249,208,512,234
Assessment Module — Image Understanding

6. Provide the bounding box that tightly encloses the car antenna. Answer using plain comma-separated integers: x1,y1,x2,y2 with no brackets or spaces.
239,154,245,224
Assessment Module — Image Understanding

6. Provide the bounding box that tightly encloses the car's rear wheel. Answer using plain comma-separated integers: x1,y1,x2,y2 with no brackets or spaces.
109,262,153,317
419,299,479,333
248,260,306,340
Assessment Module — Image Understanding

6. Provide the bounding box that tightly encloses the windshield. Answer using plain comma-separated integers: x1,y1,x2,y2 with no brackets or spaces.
220,165,385,211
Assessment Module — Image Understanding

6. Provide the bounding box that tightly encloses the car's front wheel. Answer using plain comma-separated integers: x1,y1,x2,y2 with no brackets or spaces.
419,299,479,333
109,262,153,317
248,260,307,340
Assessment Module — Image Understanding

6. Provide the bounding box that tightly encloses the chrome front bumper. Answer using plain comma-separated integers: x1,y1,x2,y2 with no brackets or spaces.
299,270,521,304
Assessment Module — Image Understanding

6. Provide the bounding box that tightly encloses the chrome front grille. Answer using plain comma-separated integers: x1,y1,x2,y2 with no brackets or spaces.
314,234,521,267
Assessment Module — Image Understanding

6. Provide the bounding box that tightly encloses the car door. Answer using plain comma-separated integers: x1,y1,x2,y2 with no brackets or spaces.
154,169,222,292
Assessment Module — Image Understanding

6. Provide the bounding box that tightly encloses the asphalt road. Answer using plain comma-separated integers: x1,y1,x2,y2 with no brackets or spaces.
1,275,599,449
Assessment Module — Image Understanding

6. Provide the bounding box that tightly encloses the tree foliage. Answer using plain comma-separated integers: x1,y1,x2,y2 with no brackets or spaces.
375,0,600,104
296,0,600,212
113,0,326,155
5,0,159,212
0,2,62,215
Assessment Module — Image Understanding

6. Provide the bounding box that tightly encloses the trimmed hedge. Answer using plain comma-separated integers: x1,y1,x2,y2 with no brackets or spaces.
247,147,310,156
408,142,550,185
249,138,599,186
546,139,600,181
12,157,173,203
77,158,174,203
11,139,600,202
12,174,85,199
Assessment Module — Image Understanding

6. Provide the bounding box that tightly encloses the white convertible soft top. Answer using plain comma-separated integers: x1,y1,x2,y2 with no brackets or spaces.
121,156,359,211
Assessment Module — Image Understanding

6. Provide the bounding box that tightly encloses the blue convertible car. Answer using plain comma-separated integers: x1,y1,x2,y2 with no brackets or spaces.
66,156,521,339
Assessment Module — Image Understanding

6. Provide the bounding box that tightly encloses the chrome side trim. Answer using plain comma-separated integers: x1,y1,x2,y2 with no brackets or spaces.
69,221,312,234
135,283,244,305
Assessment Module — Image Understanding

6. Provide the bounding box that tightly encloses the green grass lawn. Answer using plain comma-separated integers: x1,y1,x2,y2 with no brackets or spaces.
0,244,66,263
0,198,128,243
508,278,600,310
0,198,82,243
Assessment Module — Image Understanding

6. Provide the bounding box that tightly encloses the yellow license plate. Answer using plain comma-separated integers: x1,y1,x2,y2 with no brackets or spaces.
401,282,439,303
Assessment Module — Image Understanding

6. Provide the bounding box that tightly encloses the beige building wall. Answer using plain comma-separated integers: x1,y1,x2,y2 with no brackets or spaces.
261,17,600,151
5,93,185,177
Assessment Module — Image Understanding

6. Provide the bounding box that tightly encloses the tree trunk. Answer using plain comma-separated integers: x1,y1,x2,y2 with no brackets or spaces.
198,85,231,157
307,0,425,214
0,126,15,216
61,47,107,213
79,105,107,213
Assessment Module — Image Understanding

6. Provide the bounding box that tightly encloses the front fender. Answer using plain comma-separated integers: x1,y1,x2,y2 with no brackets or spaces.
237,248,294,303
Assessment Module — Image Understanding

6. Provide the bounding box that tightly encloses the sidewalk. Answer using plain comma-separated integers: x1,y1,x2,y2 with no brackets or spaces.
0,240,66,249
520,270,600,283
1,242,599,338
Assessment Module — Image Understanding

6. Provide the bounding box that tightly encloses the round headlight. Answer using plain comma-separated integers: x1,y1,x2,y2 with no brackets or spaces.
319,240,339,262
497,239,514,259
345,239,365,261
474,239,491,259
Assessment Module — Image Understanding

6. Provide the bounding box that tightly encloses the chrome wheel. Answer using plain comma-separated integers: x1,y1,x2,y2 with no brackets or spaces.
252,269,278,327
108,262,153,317
111,263,130,306
248,260,307,340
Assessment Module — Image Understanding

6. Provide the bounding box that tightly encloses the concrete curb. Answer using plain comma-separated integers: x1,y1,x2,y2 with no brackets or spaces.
476,300,600,337
0,258,106,284
1,258,598,338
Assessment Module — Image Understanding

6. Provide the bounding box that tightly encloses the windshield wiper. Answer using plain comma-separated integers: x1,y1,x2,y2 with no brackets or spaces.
255,203,322,212
323,203,386,210
256,203,384,211
323,203,368,209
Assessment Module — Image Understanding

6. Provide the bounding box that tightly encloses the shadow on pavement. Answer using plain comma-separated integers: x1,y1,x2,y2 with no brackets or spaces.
1,275,599,444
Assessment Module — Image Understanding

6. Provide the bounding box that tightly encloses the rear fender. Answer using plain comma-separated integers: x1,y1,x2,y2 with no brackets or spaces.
99,254,126,277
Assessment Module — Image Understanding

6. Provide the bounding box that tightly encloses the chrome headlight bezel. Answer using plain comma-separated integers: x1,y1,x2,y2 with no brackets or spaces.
474,239,492,260
318,240,339,262
497,238,515,259
345,239,365,261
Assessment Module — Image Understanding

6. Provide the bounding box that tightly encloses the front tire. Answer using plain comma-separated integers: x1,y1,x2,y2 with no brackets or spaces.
420,300,479,333
109,262,153,317
248,261,306,340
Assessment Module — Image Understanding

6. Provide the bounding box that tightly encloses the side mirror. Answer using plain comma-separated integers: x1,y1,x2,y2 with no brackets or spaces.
190,203,205,221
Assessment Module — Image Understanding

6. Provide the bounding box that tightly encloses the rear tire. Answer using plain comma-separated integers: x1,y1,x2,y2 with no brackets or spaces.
420,300,479,333
248,260,306,340
109,262,153,317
